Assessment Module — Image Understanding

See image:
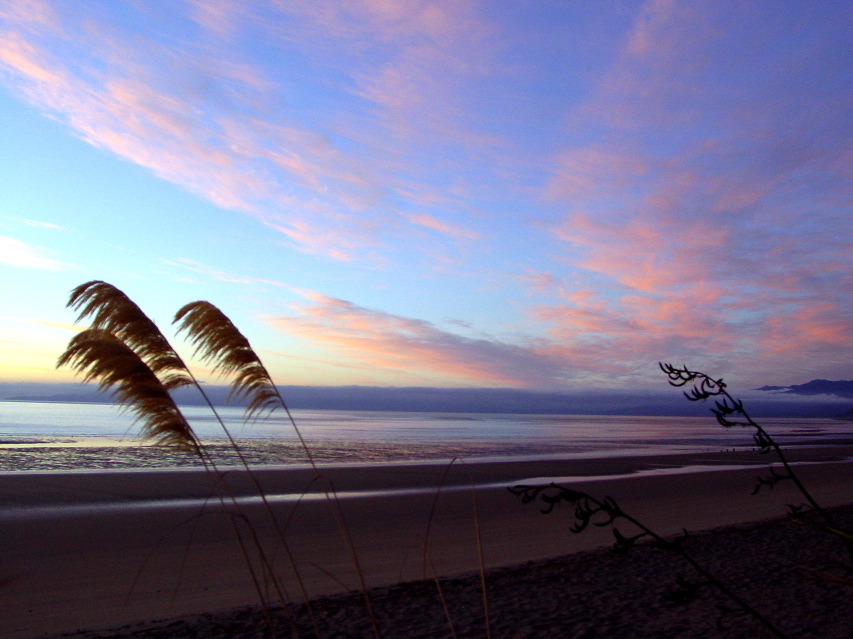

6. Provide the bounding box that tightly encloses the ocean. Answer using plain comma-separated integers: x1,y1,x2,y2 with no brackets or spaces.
1,400,850,463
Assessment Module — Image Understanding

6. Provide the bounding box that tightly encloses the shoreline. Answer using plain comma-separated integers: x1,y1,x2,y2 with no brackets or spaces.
2,445,851,503
1,450,852,638
1,434,851,473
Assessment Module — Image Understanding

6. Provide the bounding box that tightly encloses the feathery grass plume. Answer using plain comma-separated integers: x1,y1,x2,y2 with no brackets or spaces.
68,281,192,390
61,283,317,634
57,329,198,452
174,301,313,458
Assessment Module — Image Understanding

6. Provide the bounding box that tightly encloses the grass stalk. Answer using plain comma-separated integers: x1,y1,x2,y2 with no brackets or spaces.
175,300,383,637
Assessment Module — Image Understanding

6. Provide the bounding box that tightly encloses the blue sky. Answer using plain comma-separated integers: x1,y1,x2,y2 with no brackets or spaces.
0,1,850,391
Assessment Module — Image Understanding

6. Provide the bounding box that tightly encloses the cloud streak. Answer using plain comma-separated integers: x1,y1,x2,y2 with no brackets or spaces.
535,0,853,383
0,235,72,271
0,1,503,262
266,291,567,388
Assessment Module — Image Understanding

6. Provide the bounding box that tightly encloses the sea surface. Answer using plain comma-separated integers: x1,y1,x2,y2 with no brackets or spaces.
1,400,851,462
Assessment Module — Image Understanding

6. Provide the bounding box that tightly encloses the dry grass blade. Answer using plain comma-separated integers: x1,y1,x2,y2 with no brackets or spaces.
175,301,330,630
175,301,382,636
57,329,198,452
68,281,192,390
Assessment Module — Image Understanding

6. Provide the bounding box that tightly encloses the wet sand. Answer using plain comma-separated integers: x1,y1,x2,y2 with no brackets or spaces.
1,446,851,638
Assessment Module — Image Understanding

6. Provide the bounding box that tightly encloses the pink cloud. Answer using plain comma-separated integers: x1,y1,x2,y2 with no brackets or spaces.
0,1,58,31
553,209,730,294
265,291,567,388
761,303,852,356
280,0,485,50
1,2,848,388
0,31,61,86
266,220,366,262
277,0,505,152
401,212,480,241
546,145,650,201
186,0,245,40
534,2,852,386
0,3,498,263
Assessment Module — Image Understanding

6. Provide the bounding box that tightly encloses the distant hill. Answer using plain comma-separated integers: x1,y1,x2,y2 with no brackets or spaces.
754,379,853,399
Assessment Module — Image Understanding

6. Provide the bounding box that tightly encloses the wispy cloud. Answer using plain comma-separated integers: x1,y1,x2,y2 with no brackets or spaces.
165,257,290,288
0,2,849,388
535,1,853,383
400,212,481,241
265,290,567,388
0,1,502,263
0,235,72,270
22,218,66,231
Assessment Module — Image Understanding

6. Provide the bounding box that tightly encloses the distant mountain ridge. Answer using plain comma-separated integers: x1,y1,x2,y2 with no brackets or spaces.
754,379,853,399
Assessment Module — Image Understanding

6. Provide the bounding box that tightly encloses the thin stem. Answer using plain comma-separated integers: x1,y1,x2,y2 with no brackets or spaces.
659,363,853,560
469,479,491,639
611,504,790,639
720,388,824,514
189,379,321,634
512,484,791,639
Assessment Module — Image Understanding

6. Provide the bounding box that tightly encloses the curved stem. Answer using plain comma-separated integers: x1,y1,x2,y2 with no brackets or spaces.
610,502,790,639
187,377,322,637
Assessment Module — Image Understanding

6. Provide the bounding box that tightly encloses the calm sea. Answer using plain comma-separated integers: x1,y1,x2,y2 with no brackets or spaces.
1,401,850,461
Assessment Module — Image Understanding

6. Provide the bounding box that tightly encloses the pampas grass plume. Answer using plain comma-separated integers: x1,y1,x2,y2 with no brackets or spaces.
68,281,191,390
174,301,282,421
57,329,198,452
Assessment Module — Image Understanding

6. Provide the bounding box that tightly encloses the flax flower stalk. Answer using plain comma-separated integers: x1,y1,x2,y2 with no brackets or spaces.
659,362,853,561
510,483,790,638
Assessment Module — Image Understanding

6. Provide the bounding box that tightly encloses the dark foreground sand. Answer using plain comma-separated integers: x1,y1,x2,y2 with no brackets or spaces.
1,447,851,639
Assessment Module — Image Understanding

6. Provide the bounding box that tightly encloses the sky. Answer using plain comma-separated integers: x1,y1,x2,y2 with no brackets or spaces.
0,1,850,394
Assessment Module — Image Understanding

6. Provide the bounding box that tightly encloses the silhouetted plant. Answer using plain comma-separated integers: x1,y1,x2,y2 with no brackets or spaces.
174,299,382,638
508,483,789,637
67,281,194,392
58,333,292,632
660,362,853,561
57,328,198,452
660,363,814,499
509,362,853,638
59,281,397,638
174,301,316,465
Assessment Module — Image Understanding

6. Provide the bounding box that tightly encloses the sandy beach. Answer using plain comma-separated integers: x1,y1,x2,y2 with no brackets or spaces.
1,445,852,638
